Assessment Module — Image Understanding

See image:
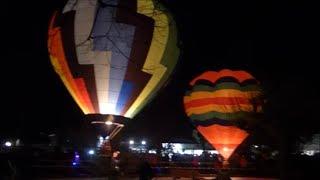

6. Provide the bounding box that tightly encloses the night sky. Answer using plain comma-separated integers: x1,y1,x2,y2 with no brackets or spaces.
2,0,319,147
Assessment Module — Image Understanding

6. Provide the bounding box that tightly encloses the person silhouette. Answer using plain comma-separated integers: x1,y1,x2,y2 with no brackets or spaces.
216,169,231,180
138,160,153,180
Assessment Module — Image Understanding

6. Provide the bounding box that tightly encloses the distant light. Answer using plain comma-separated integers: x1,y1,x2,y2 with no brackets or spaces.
129,140,134,145
254,145,259,148
194,150,203,156
5,141,12,147
141,140,146,145
105,136,109,140
223,147,229,152
88,149,95,155
72,162,77,166
16,139,21,146
303,150,315,156
148,150,157,154
75,154,80,158
105,121,113,125
113,151,120,158
208,150,219,155
172,143,183,154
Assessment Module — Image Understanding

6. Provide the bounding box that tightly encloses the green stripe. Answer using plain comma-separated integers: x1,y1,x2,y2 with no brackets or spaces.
193,82,262,92
130,4,180,117
189,111,258,121
185,82,261,96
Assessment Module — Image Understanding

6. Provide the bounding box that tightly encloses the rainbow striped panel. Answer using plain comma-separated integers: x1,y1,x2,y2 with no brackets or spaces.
183,69,263,160
184,70,263,126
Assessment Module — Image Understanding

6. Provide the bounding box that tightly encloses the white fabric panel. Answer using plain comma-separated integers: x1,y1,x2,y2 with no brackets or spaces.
97,91,108,100
108,80,123,97
95,64,110,113
109,52,129,67
74,0,97,45
74,0,98,64
94,54,111,114
97,90,108,101
77,47,110,65
74,0,114,114
107,91,119,100
94,65,109,91
63,0,77,13
109,68,126,80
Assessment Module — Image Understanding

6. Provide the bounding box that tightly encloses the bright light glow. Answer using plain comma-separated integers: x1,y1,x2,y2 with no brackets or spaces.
162,143,220,156
130,147,137,151
172,143,183,154
113,151,120,158
72,162,77,166
105,121,113,125
129,140,134,145
223,147,229,152
148,150,157,154
141,140,146,145
254,145,259,148
97,137,104,147
16,139,21,146
194,150,203,156
184,150,193,155
208,150,219,154
303,150,316,156
75,155,80,158
88,149,95,155
99,103,117,115
4,141,12,147
105,136,109,140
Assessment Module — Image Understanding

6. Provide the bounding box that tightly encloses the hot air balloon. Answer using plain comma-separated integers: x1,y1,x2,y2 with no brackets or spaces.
47,0,179,142
183,69,263,165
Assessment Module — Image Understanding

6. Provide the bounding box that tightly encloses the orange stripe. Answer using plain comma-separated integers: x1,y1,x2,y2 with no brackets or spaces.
74,78,96,113
185,104,258,115
184,90,261,103
197,124,248,160
190,69,256,85
48,13,90,114
184,97,254,109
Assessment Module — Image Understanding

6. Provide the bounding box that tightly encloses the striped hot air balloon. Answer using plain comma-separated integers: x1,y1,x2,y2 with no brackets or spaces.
184,69,263,161
48,0,180,121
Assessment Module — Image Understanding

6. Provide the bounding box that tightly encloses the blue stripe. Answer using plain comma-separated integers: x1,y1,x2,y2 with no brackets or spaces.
116,81,134,114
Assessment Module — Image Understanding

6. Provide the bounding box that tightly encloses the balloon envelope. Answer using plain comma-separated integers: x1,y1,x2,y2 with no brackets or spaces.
184,69,263,160
48,0,179,118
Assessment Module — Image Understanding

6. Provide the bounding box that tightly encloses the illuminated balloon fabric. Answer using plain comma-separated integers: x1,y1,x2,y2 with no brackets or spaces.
184,69,263,160
48,0,179,118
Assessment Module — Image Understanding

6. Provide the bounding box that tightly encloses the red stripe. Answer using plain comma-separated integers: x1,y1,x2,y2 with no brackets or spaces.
190,69,255,85
184,97,253,109
75,78,95,113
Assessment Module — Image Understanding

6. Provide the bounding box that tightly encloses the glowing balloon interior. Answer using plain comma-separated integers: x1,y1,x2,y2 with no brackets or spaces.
48,0,179,118
184,69,263,160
